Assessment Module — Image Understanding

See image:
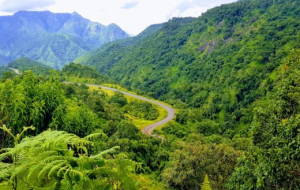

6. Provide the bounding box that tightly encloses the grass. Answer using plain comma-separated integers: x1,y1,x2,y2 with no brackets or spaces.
125,104,168,130
88,86,114,96
101,83,138,95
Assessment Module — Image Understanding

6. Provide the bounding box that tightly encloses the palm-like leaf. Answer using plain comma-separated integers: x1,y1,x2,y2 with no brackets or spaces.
0,130,138,189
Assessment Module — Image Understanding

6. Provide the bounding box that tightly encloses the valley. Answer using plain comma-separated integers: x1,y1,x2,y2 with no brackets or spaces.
65,82,176,135
0,0,300,189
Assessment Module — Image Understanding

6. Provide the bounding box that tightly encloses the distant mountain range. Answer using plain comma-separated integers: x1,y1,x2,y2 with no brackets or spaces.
0,11,129,68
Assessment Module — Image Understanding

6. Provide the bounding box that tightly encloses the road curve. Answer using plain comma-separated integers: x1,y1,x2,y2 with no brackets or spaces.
11,68,21,75
8,68,174,135
65,82,175,135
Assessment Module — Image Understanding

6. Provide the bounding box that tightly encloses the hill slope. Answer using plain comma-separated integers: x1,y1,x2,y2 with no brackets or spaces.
79,0,300,132
8,57,52,76
0,11,129,68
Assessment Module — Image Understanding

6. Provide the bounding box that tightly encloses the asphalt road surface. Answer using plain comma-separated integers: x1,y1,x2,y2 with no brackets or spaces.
66,82,176,135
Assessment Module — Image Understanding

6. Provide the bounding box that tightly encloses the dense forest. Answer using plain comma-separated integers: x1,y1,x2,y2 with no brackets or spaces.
0,69,169,189
0,0,300,189
78,0,300,138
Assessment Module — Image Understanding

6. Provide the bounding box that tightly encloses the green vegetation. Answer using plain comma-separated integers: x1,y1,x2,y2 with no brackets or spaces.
227,50,300,189
123,100,159,120
202,175,212,190
72,0,300,189
0,70,170,189
1,0,300,189
8,58,52,77
80,0,300,140
0,67,13,77
60,63,109,84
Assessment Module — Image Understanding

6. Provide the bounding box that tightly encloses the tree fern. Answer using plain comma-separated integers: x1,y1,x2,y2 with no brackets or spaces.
0,130,138,189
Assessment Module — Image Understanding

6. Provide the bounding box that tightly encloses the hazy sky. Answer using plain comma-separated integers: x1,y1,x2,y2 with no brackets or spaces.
0,0,237,35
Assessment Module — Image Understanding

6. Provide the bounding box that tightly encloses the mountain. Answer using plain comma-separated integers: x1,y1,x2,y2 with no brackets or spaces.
0,11,129,68
74,23,165,65
78,0,300,131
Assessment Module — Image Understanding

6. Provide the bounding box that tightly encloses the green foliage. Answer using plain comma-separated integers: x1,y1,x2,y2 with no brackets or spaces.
56,103,101,137
80,0,300,138
161,122,188,138
162,141,241,190
61,63,103,80
227,50,300,189
109,91,128,107
0,67,14,78
0,70,166,189
0,71,64,135
8,58,52,77
0,130,138,190
116,120,140,139
123,100,159,120
201,174,212,190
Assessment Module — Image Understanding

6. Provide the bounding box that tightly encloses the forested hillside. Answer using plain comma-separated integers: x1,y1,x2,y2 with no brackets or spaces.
80,0,300,136
1,0,300,189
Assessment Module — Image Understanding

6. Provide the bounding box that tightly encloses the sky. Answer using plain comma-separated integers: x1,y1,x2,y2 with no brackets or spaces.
0,0,237,35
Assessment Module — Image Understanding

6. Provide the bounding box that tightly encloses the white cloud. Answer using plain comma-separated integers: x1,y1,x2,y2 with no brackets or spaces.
0,0,55,12
0,0,238,35
122,1,139,10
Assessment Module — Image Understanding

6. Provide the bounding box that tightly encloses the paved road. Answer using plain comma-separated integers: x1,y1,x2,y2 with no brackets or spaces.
65,82,176,135
9,68,175,136
11,68,20,75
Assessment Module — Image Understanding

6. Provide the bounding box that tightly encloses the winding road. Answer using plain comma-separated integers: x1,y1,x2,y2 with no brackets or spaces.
66,83,176,135
11,68,21,75
11,69,176,135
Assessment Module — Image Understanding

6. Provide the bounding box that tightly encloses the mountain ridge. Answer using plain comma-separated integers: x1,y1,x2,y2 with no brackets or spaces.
0,10,129,68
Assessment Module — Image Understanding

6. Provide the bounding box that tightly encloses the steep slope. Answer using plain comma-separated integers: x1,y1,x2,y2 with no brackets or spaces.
0,11,129,68
80,0,300,133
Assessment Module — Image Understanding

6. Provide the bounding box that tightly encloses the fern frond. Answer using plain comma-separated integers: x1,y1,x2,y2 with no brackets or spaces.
68,169,84,178
0,166,13,180
0,181,11,189
48,162,68,179
17,130,92,150
27,164,44,180
59,179,72,190
56,164,72,177
10,162,31,181
91,146,120,158
32,150,58,163
38,160,65,181
84,132,107,141
0,151,12,162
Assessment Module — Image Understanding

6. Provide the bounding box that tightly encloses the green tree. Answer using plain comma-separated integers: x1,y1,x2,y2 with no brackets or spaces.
162,142,240,189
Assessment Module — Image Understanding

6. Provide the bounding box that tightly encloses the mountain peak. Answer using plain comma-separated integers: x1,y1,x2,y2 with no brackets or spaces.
71,11,82,18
